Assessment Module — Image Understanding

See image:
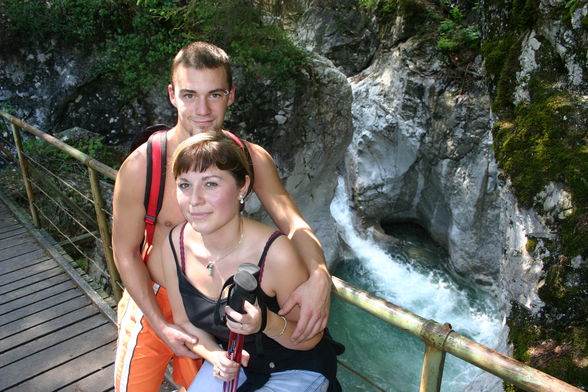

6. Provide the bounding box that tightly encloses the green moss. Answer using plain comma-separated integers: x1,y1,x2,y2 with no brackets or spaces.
492,90,588,257
512,0,540,28
506,300,588,391
525,238,538,253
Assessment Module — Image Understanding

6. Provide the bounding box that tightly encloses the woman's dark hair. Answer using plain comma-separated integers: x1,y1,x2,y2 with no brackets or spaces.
172,131,250,189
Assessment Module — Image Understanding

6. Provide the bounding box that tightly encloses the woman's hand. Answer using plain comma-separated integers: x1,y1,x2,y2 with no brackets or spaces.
225,301,262,335
210,350,250,382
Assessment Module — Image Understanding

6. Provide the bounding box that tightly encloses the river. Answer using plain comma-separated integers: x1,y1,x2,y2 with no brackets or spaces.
328,177,504,392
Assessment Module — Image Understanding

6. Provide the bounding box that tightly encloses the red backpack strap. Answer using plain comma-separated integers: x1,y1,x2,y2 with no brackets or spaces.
223,130,255,197
143,130,167,263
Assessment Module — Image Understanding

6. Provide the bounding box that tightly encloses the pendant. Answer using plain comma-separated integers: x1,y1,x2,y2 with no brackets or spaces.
206,261,214,276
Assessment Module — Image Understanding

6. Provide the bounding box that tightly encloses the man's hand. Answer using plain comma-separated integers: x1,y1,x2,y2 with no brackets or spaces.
279,268,331,343
159,323,200,358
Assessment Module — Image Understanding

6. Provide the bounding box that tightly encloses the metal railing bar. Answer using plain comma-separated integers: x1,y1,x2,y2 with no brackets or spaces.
59,231,100,247
331,277,583,392
34,205,110,278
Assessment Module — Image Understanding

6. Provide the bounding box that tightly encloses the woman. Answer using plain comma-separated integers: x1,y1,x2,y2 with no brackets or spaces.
161,131,341,391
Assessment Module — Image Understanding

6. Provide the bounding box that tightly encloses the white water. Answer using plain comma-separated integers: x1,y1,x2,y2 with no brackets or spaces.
329,176,504,391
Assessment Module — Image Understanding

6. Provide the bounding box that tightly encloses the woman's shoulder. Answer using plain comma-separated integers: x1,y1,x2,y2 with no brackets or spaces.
242,219,292,259
243,219,288,245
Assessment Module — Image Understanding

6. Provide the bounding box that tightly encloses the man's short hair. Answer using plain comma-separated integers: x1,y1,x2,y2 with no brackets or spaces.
170,41,232,88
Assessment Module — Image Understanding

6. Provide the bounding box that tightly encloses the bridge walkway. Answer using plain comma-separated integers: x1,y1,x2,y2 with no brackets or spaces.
0,193,117,392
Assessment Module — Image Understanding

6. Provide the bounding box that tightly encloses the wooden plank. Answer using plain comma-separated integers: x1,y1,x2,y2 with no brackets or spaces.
2,313,110,364
0,304,99,353
0,272,71,305
0,324,117,390
0,248,48,266
0,277,74,312
0,288,86,330
57,362,116,392
0,226,26,240
0,262,60,290
0,241,44,260
0,222,19,230
5,342,117,392
0,233,38,250
0,263,64,296
0,252,51,274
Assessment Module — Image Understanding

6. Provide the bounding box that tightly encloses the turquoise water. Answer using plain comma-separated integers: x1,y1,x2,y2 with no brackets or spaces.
328,177,504,392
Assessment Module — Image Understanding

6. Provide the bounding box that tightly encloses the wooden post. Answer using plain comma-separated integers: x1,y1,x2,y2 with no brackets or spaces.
11,123,40,227
88,167,122,301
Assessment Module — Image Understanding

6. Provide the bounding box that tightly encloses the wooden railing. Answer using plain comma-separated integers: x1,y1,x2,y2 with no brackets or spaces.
0,110,583,392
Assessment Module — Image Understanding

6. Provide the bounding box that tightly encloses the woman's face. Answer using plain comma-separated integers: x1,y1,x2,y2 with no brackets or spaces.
176,166,246,235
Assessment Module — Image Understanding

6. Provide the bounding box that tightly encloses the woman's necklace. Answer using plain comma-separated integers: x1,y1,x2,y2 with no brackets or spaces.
205,220,243,276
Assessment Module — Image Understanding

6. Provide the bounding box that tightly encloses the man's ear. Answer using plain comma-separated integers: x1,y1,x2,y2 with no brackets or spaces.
227,86,236,107
168,84,177,108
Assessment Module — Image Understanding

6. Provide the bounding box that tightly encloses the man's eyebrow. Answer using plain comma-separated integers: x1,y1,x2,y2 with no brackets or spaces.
179,88,228,94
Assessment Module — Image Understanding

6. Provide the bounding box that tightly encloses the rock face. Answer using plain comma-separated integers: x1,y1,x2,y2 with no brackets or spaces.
284,0,586,311
293,0,378,76
243,54,354,263
0,43,175,145
343,37,549,309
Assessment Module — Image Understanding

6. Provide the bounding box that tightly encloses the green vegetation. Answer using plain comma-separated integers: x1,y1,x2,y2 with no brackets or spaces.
1,0,308,97
358,0,480,59
22,133,121,170
436,6,480,52
507,302,588,391
481,0,588,389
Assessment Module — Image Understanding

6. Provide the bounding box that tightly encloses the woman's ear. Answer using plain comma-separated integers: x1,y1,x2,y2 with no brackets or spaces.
239,175,251,200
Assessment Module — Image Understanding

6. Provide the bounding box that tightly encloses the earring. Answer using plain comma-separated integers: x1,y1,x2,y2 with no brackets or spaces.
239,195,244,205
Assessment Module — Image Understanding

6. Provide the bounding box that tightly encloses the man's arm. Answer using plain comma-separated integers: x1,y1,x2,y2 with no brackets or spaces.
246,142,332,343
111,151,198,357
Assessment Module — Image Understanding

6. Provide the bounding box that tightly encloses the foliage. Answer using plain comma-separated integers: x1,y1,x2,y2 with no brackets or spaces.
436,7,480,52
358,0,398,17
1,0,308,98
22,134,120,169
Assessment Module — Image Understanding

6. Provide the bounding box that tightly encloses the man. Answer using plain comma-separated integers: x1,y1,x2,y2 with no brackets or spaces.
112,41,332,392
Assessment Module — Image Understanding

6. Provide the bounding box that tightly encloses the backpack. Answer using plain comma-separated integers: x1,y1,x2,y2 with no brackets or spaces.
139,126,254,264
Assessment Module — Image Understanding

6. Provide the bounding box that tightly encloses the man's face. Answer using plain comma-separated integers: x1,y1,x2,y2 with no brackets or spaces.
169,65,235,135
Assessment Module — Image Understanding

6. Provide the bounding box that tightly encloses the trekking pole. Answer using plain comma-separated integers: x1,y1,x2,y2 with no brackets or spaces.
224,269,258,392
